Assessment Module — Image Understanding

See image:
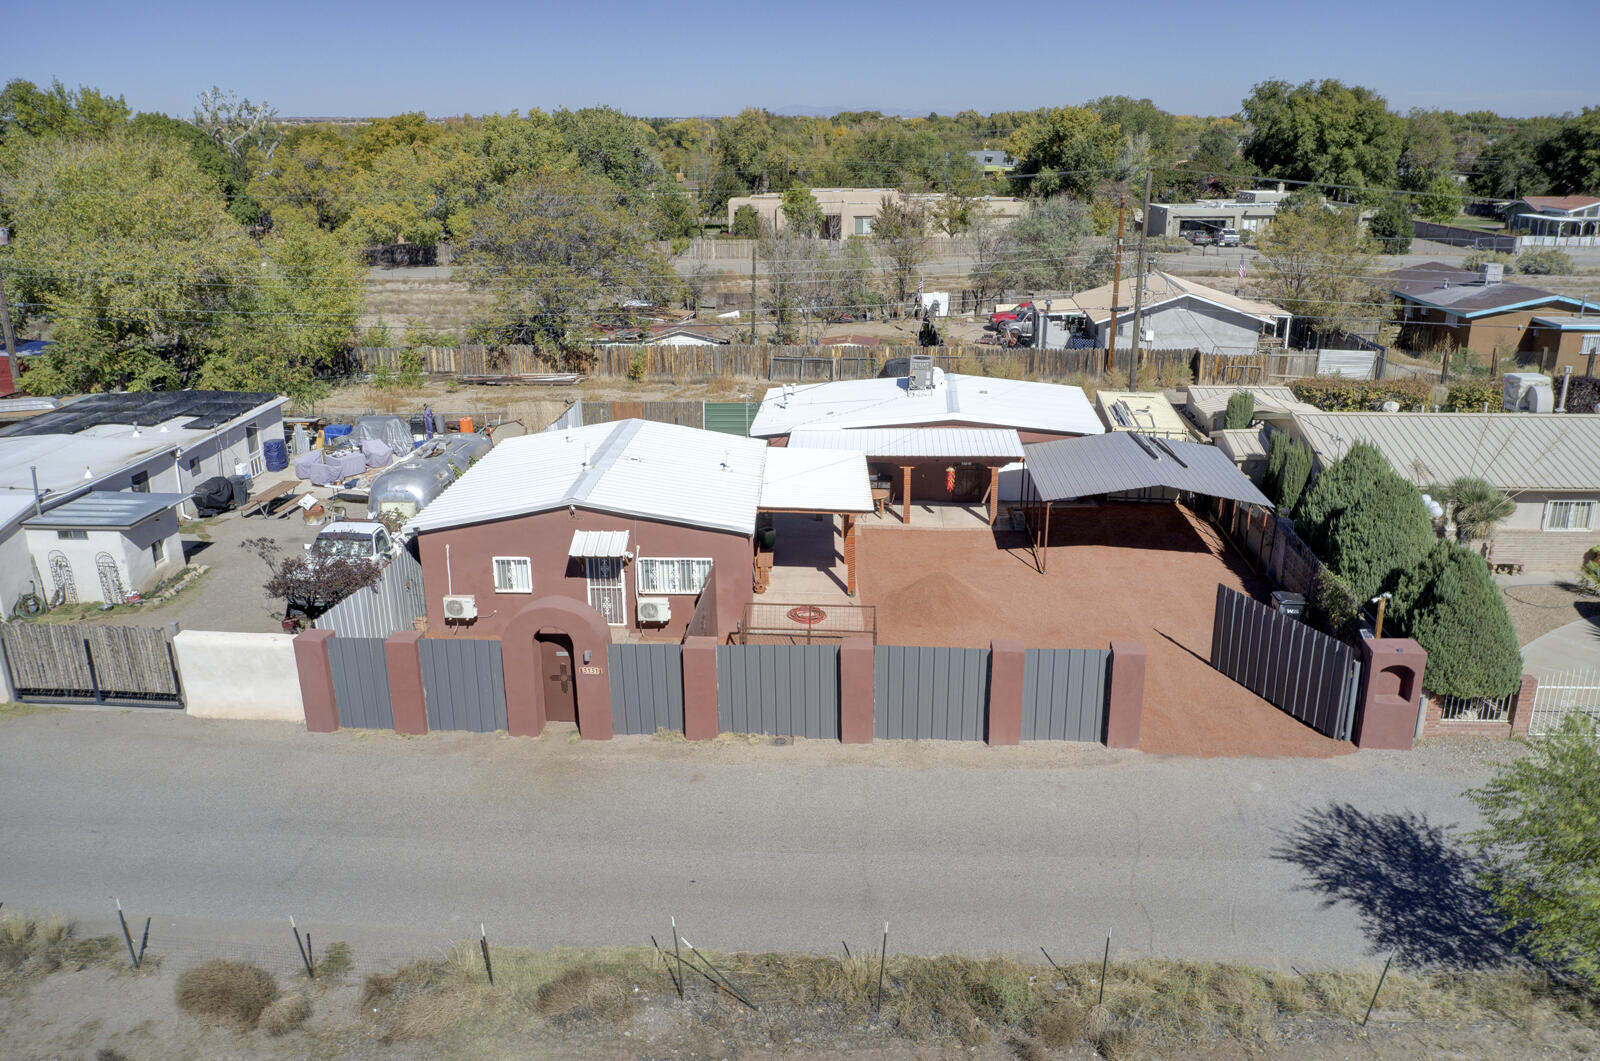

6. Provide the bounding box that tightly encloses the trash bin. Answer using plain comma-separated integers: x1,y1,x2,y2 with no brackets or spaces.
1270,591,1305,619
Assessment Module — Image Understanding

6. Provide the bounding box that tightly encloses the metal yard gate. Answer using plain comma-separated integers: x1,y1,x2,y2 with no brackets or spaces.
327,637,393,729
419,638,507,732
1529,669,1600,736
610,644,684,735
1021,648,1110,741
1209,585,1361,741
875,645,989,740
0,623,182,708
717,644,839,738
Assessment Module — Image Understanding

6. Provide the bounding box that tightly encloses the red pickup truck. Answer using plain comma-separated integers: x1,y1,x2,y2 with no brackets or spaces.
988,301,1034,327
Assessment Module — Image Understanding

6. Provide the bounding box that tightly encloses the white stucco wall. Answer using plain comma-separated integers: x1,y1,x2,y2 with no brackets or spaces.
0,522,40,620
23,508,182,604
174,406,287,510
173,630,305,722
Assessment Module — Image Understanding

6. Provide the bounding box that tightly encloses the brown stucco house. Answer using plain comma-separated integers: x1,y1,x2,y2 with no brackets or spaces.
404,418,871,649
1383,262,1600,373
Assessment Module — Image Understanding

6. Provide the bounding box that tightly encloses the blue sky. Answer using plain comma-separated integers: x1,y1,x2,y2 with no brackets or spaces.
11,0,1595,120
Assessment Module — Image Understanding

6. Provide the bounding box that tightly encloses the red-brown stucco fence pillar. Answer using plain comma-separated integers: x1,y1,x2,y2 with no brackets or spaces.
293,629,339,733
840,636,875,744
1355,638,1428,750
987,639,1025,746
1104,640,1146,749
1508,673,1538,738
385,631,428,736
682,636,719,740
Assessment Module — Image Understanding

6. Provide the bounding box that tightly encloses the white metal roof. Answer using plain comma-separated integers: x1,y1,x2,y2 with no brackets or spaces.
0,434,181,495
1291,412,1600,492
758,447,874,513
787,426,1025,459
749,371,1104,438
1183,386,1321,422
1094,391,1191,438
1212,426,1274,462
405,419,773,537
22,491,187,530
569,529,630,557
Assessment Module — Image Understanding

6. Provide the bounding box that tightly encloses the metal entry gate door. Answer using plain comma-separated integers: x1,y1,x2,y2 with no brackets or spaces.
1209,585,1360,741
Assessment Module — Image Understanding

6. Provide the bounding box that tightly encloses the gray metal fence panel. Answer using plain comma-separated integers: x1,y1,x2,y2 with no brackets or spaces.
328,637,393,730
313,550,426,639
609,644,685,735
1210,585,1359,741
1021,649,1109,741
874,645,989,740
419,638,507,732
716,644,839,738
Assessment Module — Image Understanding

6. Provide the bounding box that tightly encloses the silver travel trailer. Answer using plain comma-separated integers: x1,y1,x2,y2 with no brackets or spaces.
366,433,492,523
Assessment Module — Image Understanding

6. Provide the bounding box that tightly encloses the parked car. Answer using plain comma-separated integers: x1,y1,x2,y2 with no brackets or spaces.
1218,229,1241,247
987,301,1034,329
304,520,400,565
1187,230,1216,246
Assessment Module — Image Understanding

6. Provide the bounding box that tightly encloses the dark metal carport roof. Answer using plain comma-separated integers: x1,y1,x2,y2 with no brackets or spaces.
1024,432,1270,506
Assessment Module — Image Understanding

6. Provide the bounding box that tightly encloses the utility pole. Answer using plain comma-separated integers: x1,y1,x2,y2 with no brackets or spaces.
1127,170,1154,390
1103,193,1127,377
0,226,16,362
750,241,758,345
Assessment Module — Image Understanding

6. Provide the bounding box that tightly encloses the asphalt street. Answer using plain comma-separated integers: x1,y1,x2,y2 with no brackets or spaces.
0,709,1509,971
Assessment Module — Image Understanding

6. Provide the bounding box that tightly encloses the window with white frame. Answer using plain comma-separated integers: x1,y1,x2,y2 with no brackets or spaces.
853,216,873,236
152,539,165,565
635,557,712,594
1545,500,1594,531
492,556,532,592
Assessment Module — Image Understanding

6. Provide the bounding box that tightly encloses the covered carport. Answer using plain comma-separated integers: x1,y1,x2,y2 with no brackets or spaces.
756,445,874,596
1020,432,1271,572
787,427,1025,525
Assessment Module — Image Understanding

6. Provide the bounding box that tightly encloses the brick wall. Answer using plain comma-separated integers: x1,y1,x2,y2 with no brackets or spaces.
1488,529,1600,575
1420,674,1538,740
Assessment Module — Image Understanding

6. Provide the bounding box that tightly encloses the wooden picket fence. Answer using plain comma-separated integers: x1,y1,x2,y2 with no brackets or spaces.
354,344,1278,385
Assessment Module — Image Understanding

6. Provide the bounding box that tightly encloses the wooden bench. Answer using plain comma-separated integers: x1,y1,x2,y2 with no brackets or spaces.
240,480,297,518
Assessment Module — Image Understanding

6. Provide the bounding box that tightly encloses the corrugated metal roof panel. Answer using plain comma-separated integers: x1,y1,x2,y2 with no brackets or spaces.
22,490,188,530
759,448,874,512
1183,386,1319,422
1024,433,1270,506
1291,412,1600,491
749,372,1103,438
787,427,1025,459
406,419,771,537
568,529,630,557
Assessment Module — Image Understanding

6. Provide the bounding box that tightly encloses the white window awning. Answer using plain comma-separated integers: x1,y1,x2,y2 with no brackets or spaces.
568,529,630,558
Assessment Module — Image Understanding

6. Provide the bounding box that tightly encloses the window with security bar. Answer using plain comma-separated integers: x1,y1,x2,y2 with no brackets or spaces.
635,558,712,594
1545,500,1594,531
492,556,532,592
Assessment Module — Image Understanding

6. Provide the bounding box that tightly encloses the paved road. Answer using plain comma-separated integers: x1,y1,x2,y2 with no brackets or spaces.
0,710,1510,970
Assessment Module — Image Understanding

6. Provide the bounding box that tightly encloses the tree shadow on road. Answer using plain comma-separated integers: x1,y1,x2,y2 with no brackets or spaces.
1273,803,1523,968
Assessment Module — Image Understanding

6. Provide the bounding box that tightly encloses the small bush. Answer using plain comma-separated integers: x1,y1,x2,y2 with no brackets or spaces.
1514,248,1574,275
318,940,352,980
1223,391,1255,429
627,351,647,382
535,967,594,1015
1444,377,1504,412
261,992,312,1036
174,959,280,1028
1464,249,1517,274
1035,1001,1086,1046
1563,375,1600,414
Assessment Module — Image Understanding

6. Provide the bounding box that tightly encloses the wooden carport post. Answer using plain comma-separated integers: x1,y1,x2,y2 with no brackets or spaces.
842,513,858,596
900,464,912,524
986,465,1000,525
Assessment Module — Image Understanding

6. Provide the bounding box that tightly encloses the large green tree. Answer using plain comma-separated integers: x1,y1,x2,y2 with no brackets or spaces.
1,132,254,391
870,195,929,309
1004,107,1120,198
1293,441,1389,556
1324,474,1437,600
1240,79,1403,191
457,168,675,352
1254,195,1385,341
989,197,1112,297
1468,712,1600,990
1540,107,1600,195
1390,539,1522,699
1263,432,1314,513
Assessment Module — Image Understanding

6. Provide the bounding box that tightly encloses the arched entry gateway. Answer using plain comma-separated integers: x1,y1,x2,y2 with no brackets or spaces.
500,596,614,739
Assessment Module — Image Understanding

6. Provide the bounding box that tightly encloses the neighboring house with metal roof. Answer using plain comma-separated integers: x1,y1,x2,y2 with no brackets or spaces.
1068,272,1291,355
1211,425,1275,484
0,390,287,617
1382,262,1600,372
405,419,871,639
749,366,1104,442
20,492,187,605
1094,390,1192,440
1285,411,1600,573
1504,195,1600,246
1178,385,1321,436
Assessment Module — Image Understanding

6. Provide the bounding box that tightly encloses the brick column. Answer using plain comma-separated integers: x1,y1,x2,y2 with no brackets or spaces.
385,631,428,735
682,636,719,740
1105,641,1146,749
1508,673,1538,738
986,639,1026,746
1355,638,1428,750
840,636,875,743
293,629,339,733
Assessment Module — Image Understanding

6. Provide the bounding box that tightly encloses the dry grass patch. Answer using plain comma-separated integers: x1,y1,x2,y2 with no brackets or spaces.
261,992,312,1036
174,959,279,1028
0,912,119,989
